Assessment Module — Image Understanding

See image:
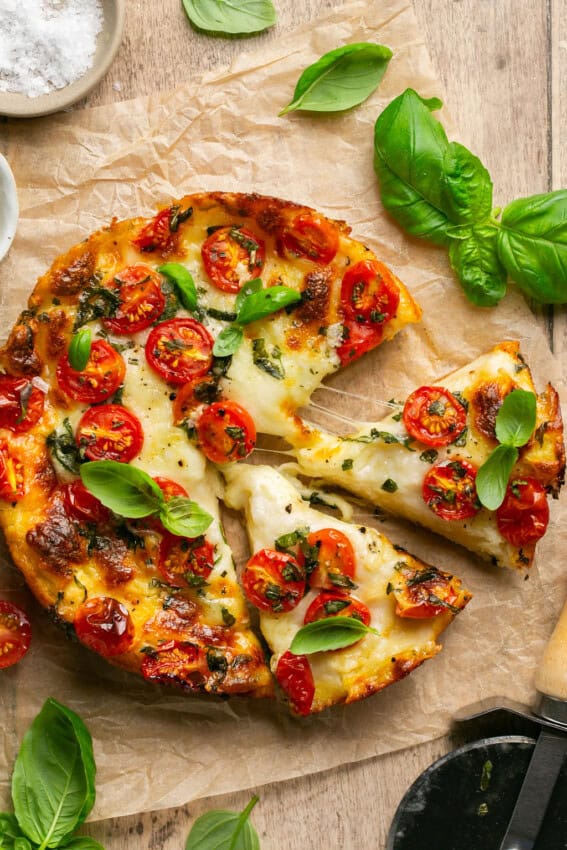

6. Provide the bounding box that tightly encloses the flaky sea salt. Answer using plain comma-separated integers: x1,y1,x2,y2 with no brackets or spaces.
0,0,104,98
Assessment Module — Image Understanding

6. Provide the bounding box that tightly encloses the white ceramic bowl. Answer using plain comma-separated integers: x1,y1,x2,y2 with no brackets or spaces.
0,154,19,262
0,0,125,119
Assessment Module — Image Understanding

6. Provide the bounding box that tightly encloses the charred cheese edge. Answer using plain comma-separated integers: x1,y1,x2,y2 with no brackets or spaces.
293,342,565,570
223,464,471,715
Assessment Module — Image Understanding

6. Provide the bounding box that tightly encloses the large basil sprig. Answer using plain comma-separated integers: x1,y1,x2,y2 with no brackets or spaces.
476,389,537,510
374,89,567,305
80,461,212,537
7,699,101,850
213,280,301,357
185,796,260,850
279,43,392,116
182,0,276,35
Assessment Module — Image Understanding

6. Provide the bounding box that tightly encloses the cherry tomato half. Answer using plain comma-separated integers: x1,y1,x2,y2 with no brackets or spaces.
145,318,214,385
403,386,467,448
336,318,384,365
279,213,339,265
297,528,356,591
201,225,265,293
56,340,125,404
76,404,144,463
132,205,191,254
496,478,550,547
158,533,215,588
0,443,25,501
0,601,32,669
141,640,209,690
0,376,44,433
103,265,165,335
242,548,305,613
275,650,315,716
63,480,111,524
422,459,480,521
172,376,220,423
74,596,135,657
196,401,256,464
303,591,371,626
341,259,400,324
390,566,463,619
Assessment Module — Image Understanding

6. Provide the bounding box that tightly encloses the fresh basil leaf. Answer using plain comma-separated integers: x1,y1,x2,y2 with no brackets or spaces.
186,796,260,850
374,89,455,246
12,699,96,848
442,142,493,224
159,496,213,538
290,617,378,655
449,223,508,306
80,461,164,518
280,42,392,116
158,263,197,312
476,444,518,510
0,814,27,850
13,838,32,850
235,278,263,313
213,325,244,357
182,0,276,35
497,190,567,303
57,838,106,850
495,389,537,447
237,285,301,324
68,328,92,372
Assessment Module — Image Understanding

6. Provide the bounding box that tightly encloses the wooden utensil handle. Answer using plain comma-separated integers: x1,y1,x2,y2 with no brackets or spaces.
534,592,567,699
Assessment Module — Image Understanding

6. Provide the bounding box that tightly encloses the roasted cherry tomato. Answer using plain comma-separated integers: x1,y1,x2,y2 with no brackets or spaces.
196,401,256,464
158,533,215,588
0,443,25,501
141,640,208,690
76,404,144,463
201,225,265,293
403,386,467,447
172,376,220,423
496,478,550,547
336,318,384,365
275,650,315,716
103,265,165,335
0,601,32,669
0,376,44,433
422,459,480,521
242,548,305,613
74,596,135,657
145,318,214,385
297,528,356,591
390,565,464,619
303,591,371,626
279,213,339,265
56,340,125,404
341,259,400,324
63,480,111,523
132,205,191,254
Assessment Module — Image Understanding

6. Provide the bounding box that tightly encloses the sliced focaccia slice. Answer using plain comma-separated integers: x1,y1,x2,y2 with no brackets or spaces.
223,464,471,715
293,342,565,570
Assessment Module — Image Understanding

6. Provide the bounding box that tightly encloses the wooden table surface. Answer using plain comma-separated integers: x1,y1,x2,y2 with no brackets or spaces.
71,1,565,847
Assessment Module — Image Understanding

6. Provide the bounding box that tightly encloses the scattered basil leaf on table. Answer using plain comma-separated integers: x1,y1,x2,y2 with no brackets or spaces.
158,263,197,312
290,617,378,655
185,795,260,850
11,698,96,849
279,42,393,116
212,283,301,357
476,389,537,510
68,328,92,371
182,0,276,36
449,223,507,307
60,839,106,850
159,495,214,537
441,142,493,224
497,190,567,303
0,813,29,850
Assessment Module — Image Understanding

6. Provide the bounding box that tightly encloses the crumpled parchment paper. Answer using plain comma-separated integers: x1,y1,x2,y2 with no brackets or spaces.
0,0,565,821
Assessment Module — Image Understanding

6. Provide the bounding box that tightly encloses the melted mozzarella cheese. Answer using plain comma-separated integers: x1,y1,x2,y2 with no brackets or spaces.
223,464,456,711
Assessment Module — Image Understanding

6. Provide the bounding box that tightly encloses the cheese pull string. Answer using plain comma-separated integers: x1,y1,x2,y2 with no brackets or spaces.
313,383,402,412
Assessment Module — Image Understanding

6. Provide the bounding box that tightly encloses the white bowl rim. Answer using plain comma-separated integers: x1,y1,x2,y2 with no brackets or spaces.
0,154,19,263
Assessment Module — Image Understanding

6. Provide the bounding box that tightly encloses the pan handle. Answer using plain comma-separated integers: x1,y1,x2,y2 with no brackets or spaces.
534,591,567,706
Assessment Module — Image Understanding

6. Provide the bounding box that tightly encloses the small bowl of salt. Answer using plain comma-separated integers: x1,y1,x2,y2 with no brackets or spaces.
0,0,125,118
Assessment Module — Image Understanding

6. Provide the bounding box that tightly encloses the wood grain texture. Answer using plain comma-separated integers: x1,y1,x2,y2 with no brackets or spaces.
69,1,563,847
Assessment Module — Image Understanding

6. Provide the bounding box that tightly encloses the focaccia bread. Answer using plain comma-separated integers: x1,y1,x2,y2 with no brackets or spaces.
224,464,471,715
293,342,565,570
